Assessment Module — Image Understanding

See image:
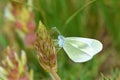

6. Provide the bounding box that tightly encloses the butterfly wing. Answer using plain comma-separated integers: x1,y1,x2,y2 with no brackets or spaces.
63,37,103,62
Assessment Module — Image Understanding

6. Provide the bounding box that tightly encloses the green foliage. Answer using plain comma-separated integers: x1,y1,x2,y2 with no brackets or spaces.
101,68,120,80
0,0,120,80
0,34,8,47
33,0,120,79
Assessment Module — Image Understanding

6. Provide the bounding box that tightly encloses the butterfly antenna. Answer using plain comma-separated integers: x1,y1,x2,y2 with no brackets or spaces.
51,27,61,35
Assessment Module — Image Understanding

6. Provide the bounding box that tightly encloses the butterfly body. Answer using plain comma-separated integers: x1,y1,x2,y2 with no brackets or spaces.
58,35,65,47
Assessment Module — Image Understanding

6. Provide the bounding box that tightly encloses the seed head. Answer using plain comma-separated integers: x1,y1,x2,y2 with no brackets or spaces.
35,21,57,72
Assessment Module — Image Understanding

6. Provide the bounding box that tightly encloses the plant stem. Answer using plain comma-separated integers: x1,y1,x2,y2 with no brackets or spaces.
49,69,61,80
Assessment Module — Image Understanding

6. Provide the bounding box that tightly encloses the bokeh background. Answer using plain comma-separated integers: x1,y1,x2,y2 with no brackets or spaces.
0,0,120,80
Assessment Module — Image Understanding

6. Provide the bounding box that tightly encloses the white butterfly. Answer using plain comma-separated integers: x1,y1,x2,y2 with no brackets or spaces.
57,35,103,63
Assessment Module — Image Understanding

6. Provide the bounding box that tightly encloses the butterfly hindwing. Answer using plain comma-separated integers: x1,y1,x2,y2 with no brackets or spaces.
63,37,103,62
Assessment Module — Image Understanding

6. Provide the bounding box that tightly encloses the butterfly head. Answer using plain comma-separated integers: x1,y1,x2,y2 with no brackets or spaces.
58,35,65,47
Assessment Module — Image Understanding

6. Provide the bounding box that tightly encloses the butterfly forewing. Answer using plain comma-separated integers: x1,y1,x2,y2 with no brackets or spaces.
63,37,103,62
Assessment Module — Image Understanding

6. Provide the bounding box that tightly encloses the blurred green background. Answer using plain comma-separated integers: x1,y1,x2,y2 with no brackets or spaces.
0,0,120,80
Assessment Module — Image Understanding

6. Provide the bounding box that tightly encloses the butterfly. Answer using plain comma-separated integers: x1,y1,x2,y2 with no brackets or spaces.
57,35,103,63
